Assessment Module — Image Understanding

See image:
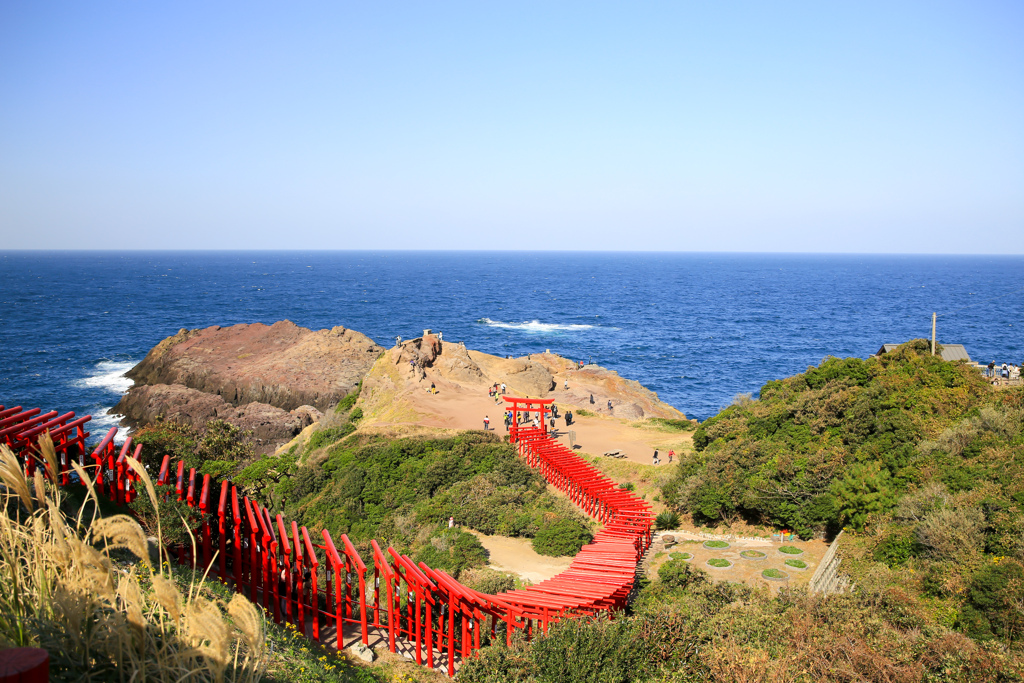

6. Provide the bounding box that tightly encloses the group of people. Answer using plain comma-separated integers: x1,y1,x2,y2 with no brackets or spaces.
986,361,1022,384
651,449,675,465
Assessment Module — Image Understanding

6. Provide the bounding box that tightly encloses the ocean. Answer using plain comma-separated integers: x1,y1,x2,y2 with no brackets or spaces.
1,251,1021,436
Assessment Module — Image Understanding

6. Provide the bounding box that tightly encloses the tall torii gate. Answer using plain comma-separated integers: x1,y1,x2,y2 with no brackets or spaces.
502,397,554,441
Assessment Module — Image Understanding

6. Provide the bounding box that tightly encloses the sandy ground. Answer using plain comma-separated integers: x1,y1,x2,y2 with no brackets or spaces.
465,530,573,584
403,368,694,467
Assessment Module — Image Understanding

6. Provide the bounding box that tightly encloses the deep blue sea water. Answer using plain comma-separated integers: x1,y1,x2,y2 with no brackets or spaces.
1,252,1021,435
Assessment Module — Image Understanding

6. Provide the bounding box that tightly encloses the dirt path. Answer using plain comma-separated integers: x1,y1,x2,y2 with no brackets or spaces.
465,530,573,584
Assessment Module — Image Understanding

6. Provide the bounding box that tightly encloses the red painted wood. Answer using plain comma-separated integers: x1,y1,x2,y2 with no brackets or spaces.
7,399,654,676
0,647,49,683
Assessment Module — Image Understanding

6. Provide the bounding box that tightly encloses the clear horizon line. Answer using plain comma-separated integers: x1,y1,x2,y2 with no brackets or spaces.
2,248,1023,257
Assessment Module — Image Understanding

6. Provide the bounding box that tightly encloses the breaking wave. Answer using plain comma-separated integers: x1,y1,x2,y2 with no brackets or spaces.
73,360,134,395
478,318,596,333
91,409,128,443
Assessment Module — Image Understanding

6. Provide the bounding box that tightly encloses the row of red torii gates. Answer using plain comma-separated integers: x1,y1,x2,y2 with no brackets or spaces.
2,397,653,676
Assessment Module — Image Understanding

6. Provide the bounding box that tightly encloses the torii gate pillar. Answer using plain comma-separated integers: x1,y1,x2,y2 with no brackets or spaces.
502,397,554,443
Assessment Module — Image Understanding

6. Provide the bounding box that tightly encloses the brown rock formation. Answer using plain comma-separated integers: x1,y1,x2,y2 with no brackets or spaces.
114,384,321,453
359,337,685,433
125,321,383,411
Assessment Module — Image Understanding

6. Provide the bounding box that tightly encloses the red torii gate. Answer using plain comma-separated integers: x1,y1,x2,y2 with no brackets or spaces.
502,397,553,440
7,400,652,678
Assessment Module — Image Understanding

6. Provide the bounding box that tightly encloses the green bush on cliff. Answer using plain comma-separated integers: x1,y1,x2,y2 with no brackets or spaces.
334,381,361,413
412,525,489,578
664,341,1003,537
286,431,589,564
532,517,593,557
132,418,255,472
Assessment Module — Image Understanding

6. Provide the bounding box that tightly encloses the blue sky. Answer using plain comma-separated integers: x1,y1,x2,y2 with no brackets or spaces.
1,2,1021,252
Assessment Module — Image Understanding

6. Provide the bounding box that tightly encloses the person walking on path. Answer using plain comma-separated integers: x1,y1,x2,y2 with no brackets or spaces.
564,379,569,391
483,415,490,431
668,450,675,464
607,399,613,411
501,382,506,395
652,450,660,465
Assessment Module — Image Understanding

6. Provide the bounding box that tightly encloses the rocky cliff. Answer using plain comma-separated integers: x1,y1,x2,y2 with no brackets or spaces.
124,321,383,411
115,320,382,451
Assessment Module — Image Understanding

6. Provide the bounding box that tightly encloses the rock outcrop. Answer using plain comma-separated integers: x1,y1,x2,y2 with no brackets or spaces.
125,321,383,411
116,320,380,452
115,384,320,451
359,336,685,433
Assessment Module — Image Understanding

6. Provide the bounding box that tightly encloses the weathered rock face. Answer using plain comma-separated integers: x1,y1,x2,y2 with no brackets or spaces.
500,359,555,396
114,384,320,452
126,321,383,411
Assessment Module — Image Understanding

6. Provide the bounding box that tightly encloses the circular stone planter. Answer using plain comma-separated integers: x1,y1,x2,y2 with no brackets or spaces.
778,545,804,555
669,552,692,561
761,568,790,581
706,558,732,569
784,559,808,571
740,550,767,560
703,540,730,550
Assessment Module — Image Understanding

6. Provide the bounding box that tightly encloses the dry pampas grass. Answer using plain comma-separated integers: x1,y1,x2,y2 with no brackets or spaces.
0,435,268,682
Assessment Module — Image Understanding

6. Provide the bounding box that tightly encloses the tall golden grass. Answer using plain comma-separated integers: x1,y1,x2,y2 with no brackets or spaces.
0,434,268,682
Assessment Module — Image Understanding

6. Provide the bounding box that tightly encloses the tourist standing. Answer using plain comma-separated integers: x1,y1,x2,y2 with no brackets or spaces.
501,382,506,395
483,415,490,430
668,450,675,464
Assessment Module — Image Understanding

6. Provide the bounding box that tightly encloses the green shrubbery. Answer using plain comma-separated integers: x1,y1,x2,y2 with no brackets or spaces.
286,431,590,570
655,510,680,530
648,418,696,432
458,617,654,683
462,546,1024,682
412,526,489,578
133,418,255,472
664,341,1003,537
334,382,361,413
532,517,593,557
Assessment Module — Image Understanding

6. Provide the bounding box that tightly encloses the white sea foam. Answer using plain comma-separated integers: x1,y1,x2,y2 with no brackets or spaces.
88,408,128,444
73,360,135,395
478,318,596,333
